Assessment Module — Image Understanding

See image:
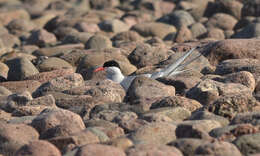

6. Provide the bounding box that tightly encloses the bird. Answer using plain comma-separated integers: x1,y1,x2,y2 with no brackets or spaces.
94,47,200,91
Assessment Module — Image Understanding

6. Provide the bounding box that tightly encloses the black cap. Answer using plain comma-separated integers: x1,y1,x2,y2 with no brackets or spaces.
103,60,120,69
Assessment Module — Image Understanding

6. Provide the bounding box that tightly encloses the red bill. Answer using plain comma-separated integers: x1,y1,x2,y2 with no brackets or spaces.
94,67,105,72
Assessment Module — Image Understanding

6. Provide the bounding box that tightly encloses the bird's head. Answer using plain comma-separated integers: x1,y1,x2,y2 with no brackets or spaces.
94,60,122,78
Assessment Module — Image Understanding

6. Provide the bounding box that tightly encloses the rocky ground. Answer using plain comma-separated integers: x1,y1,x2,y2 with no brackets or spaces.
0,0,260,155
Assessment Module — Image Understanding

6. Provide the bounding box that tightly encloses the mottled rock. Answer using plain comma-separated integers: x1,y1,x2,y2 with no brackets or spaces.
0,62,8,80
233,133,260,156
210,124,259,142
49,129,99,152
177,120,222,133
215,58,260,78
206,27,225,40
232,22,260,38
187,79,253,105
157,75,202,96
195,141,242,156
76,144,126,156
175,26,193,43
26,29,57,47
159,10,195,29
189,22,207,38
215,71,256,91
131,22,176,39
0,33,20,48
89,0,119,9
176,123,213,140
206,13,237,30
0,110,12,121
231,112,260,126
0,9,30,25
85,119,125,139
61,32,93,45
74,22,100,33
33,73,84,97
205,39,260,66
85,34,112,50
99,19,129,33
37,57,73,72
112,31,143,42
128,43,170,68
0,80,41,93
6,57,39,81
130,122,177,145
151,96,202,112
108,137,133,151
241,0,260,17
189,110,229,127
0,122,39,155
206,94,259,119
180,0,214,20
16,140,61,156
31,108,85,139
6,19,36,36
0,86,12,96
25,68,74,83
12,94,57,116
143,107,191,122
126,76,175,111
127,144,183,156
169,138,209,156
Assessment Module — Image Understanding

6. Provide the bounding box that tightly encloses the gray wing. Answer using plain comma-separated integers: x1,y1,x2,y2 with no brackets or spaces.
120,76,136,91
150,47,198,79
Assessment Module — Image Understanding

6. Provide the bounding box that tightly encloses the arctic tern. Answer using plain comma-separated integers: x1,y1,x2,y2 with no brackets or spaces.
94,47,199,91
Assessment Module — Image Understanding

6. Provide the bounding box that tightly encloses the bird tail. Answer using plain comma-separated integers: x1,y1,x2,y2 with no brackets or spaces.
151,47,200,79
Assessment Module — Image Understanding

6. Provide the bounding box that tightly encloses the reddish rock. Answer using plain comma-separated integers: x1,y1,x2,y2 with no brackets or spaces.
206,13,237,30
126,76,175,111
0,61,8,79
130,122,177,145
49,129,99,152
74,22,100,33
128,43,170,68
33,73,84,97
27,29,57,47
31,108,85,139
34,44,84,57
143,107,191,122
85,34,112,50
85,119,125,139
6,57,39,81
37,57,73,72
131,22,176,39
0,80,41,93
16,140,61,156
216,71,256,91
76,144,126,156
25,68,74,83
175,26,193,43
0,122,39,155
0,9,30,25
206,94,259,120
215,58,260,79
12,94,57,116
169,138,210,156
206,28,225,40
127,144,183,156
195,140,242,156
151,96,202,112
204,39,260,66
